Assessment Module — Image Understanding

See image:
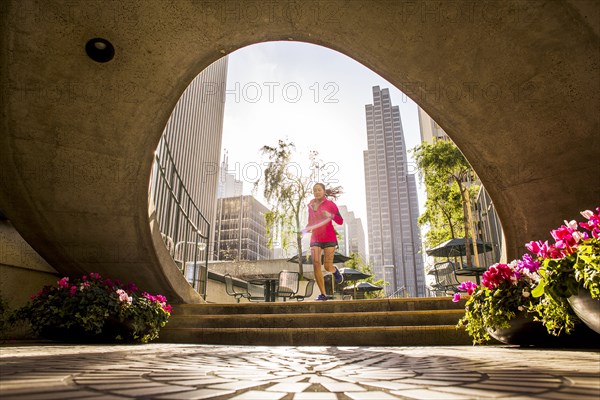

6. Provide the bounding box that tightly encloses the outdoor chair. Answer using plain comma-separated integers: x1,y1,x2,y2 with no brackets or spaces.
246,282,266,302
224,274,251,303
276,270,299,301
290,279,315,301
431,261,461,295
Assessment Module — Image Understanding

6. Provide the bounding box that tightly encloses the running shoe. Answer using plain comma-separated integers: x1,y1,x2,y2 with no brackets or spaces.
333,267,344,284
315,294,328,301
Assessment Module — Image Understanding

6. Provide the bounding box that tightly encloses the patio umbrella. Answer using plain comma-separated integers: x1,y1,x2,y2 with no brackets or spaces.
342,281,383,294
287,250,351,265
426,238,494,258
337,267,371,298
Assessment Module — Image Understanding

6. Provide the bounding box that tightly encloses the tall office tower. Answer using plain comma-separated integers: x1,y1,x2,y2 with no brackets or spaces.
363,86,425,297
417,106,449,143
213,195,272,261
336,205,367,261
153,57,228,261
217,150,243,199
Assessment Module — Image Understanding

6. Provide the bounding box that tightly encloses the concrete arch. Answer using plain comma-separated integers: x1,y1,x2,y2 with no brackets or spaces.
1,1,598,303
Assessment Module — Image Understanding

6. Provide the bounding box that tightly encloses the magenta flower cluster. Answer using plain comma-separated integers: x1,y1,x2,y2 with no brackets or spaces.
21,272,173,343
143,292,173,313
452,255,535,302
452,207,599,303
34,272,144,302
526,207,600,260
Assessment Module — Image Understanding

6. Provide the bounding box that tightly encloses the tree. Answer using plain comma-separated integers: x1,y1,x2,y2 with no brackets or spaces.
412,140,479,267
344,252,387,299
255,139,330,280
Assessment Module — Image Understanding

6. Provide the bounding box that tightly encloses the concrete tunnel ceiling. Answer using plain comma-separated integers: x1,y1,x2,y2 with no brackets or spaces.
0,1,598,303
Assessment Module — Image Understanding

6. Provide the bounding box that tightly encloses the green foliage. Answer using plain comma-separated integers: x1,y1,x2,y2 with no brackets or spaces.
574,238,600,298
530,237,599,334
411,140,478,257
10,273,171,344
457,272,536,345
344,252,386,299
528,295,576,336
256,139,340,279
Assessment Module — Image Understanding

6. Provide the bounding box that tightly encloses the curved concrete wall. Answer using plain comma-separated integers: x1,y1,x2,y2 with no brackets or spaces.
0,1,598,303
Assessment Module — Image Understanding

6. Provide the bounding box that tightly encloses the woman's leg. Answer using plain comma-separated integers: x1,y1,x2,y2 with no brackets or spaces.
311,246,327,295
322,246,336,273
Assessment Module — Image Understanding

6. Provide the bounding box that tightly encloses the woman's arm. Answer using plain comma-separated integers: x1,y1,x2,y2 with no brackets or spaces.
324,201,343,225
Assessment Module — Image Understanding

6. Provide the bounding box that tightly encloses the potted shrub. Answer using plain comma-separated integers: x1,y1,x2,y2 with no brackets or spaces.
12,272,172,343
529,207,600,334
453,255,550,345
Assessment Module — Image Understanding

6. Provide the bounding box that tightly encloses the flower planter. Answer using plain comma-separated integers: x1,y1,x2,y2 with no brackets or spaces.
489,312,599,347
488,313,552,346
37,316,156,344
568,288,600,334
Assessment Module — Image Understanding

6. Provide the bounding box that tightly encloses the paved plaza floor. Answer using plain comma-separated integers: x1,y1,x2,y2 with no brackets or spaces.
0,343,599,399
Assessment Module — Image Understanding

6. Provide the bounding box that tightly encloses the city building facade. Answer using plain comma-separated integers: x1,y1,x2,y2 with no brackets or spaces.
217,150,244,199
213,195,273,261
336,205,367,261
363,86,425,297
150,57,228,293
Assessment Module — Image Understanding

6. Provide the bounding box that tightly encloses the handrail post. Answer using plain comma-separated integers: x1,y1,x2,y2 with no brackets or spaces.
149,137,211,298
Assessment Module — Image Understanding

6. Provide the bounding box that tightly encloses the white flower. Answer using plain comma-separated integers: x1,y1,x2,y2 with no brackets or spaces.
116,289,133,305
522,289,530,298
581,210,594,219
518,306,524,311
564,219,578,230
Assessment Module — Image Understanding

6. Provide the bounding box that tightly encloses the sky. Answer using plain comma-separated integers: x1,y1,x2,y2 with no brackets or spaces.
220,41,426,230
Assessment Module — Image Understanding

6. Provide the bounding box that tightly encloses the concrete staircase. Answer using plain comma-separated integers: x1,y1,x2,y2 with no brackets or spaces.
158,297,472,346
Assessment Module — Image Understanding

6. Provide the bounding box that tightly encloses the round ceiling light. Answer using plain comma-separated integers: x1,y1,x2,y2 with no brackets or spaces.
85,38,115,63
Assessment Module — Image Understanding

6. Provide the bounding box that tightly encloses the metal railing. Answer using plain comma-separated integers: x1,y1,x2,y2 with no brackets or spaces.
387,286,409,298
149,137,210,299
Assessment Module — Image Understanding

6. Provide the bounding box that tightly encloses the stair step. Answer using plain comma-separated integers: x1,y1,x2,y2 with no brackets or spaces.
175,297,466,315
159,297,470,346
168,309,464,329
158,325,471,346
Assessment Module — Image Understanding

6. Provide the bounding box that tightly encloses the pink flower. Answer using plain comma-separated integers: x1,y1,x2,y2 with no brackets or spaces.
163,304,173,313
550,224,579,255
516,254,540,273
452,293,461,302
103,279,114,288
124,282,138,293
457,281,478,295
116,289,132,304
58,277,70,289
482,263,513,289
579,207,600,238
89,272,101,280
525,240,561,259
69,285,77,297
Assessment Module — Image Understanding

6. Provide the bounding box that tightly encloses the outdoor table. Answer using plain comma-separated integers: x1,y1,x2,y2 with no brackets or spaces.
248,277,278,302
454,266,488,285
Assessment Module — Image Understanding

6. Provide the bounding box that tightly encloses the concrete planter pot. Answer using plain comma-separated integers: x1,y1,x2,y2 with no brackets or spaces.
568,287,600,334
39,318,153,344
488,313,550,346
488,312,599,347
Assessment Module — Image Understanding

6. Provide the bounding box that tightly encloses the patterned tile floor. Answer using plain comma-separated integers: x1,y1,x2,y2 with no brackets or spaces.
0,344,599,399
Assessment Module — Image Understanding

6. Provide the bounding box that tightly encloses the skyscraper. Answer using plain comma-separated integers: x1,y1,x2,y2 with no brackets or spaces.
217,150,244,199
152,57,228,265
213,195,272,261
363,86,425,297
336,205,366,261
